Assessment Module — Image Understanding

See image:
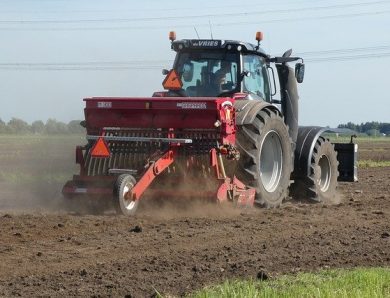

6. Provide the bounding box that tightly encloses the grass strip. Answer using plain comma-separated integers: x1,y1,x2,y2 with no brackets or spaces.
358,160,390,168
190,267,390,298
327,137,390,144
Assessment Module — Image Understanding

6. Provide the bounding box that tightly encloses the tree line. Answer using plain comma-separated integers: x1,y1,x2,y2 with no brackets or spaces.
1,118,389,136
0,118,85,134
337,122,390,136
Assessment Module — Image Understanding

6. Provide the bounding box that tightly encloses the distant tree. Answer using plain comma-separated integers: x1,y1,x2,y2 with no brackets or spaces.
338,121,390,134
366,129,380,137
31,120,45,134
67,120,85,134
7,117,30,134
0,118,8,134
338,121,357,131
380,123,390,134
44,118,68,134
362,121,380,133
1,117,88,134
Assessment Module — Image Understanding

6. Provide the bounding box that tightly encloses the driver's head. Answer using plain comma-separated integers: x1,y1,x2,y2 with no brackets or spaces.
219,61,230,73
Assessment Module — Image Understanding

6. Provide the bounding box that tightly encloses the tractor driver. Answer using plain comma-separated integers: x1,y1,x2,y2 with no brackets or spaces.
213,61,232,94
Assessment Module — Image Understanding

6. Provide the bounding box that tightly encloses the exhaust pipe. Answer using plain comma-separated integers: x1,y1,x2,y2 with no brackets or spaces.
276,64,299,147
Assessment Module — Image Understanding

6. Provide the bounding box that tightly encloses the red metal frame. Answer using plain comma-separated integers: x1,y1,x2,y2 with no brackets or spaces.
126,150,175,201
83,97,236,145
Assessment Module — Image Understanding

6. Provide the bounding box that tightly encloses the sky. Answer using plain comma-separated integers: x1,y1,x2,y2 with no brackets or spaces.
0,0,389,127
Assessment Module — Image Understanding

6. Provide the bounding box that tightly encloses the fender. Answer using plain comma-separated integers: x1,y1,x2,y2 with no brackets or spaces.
234,99,279,125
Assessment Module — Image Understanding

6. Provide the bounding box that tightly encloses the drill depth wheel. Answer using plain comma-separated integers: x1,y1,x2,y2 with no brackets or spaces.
114,174,139,216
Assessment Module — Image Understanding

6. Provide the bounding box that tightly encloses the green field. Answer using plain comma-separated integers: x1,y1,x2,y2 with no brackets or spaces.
190,267,390,298
0,134,83,178
329,136,390,143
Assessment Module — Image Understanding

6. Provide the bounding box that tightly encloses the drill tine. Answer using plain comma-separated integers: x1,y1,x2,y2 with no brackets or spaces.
85,149,92,176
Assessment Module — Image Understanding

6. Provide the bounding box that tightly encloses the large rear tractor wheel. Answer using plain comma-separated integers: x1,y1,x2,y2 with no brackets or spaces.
113,174,139,216
235,108,293,208
292,136,339,202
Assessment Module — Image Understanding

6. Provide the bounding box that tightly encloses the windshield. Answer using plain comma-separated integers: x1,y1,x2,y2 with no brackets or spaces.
175,51,239,97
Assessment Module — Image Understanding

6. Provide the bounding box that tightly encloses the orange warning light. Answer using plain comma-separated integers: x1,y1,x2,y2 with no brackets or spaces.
256,31,263,42
162,69,183,90
169,31,176,41
91,137,110,158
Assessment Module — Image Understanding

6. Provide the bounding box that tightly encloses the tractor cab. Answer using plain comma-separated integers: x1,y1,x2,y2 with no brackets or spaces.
167,33,272,101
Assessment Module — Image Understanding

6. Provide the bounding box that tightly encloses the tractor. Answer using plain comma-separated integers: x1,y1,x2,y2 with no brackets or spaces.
62,32,357,215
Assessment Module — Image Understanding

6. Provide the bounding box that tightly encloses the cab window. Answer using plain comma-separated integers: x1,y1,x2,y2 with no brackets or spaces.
242,55,270,101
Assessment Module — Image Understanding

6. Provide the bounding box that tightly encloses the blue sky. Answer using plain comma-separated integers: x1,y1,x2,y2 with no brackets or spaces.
0,0,389,127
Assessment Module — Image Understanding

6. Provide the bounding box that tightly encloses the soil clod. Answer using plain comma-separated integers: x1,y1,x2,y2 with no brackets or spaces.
257,270,269,280
129,225,142,233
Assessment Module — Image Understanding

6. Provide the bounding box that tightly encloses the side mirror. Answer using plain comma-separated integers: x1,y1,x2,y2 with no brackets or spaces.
162,69,169,75
241,70,251,78
295,63,305,83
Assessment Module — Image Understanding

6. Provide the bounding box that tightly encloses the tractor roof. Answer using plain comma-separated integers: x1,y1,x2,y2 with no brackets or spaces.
171,39,268,57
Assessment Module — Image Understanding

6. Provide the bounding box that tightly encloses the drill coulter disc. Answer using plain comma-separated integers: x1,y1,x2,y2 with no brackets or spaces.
113,174,138,216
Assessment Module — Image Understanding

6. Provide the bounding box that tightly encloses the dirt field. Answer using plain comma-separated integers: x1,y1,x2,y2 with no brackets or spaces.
0,136,389,297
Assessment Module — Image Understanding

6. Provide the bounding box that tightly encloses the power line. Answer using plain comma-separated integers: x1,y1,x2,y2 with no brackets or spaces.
2,1,390,24
0,66,163,71
213,9,390,27
0,0,327,15
306,52,390,62
0,0,388,24
2,44,390,63
1,7,389,32
296,45,390,56
1,50,389,71
0,60,171,66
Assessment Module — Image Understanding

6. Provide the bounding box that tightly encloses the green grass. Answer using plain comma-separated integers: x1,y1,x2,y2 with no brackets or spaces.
190,267,390,298
325,135,390,143
358,160,390,168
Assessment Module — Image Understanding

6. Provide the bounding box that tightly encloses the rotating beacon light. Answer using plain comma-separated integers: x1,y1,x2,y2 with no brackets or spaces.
255,31,263,48
169,31,176,42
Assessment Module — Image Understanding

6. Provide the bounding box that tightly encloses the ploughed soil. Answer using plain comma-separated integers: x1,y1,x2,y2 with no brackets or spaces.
0,167,389,297
0,137,389,297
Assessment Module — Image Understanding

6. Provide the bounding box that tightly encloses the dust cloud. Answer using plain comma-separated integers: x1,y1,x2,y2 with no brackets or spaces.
0,135,82,213
136,198,247,220
330,191,344,205
0,180,69,213
0,135,249,217
0,134,344,216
